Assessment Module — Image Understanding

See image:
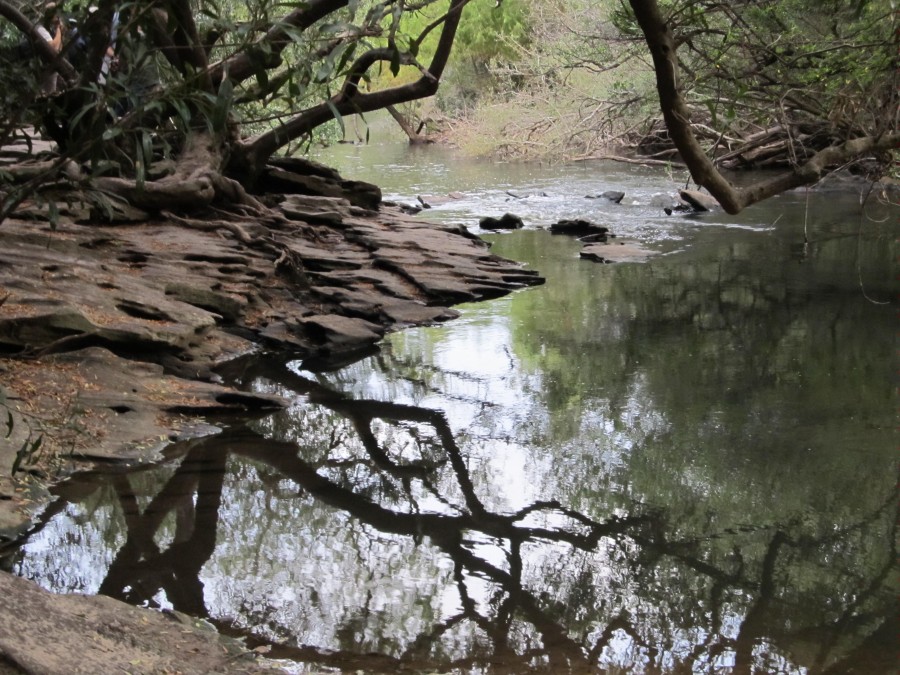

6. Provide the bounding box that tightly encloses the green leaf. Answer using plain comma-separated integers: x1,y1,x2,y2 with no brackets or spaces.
47,200,59,231
171,98,191,129
212,76,234,133
325,99,345,138
102,126,122,142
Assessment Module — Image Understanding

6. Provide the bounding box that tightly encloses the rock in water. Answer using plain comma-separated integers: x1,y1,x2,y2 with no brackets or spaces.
479,213,525,230
679,189,720,212
549,219,608,238
585,190,625,203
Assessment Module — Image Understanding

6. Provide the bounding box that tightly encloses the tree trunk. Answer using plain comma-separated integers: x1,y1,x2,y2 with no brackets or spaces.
628,0,900,214
92,132,262,213
386,105,434,145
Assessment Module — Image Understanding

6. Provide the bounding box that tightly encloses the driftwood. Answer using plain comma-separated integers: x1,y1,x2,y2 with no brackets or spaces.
574,153,687,168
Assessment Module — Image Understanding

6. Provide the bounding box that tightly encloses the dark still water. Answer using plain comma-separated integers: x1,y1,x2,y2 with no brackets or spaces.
5,145,898,673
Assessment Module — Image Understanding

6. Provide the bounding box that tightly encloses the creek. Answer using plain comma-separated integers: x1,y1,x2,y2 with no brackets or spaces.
4,144,898,673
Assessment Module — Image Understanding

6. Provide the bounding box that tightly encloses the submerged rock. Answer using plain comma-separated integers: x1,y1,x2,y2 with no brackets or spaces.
580,241,654,263
586,190,625,203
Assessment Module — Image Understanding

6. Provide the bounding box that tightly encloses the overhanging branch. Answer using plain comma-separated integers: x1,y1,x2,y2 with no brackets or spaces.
234,0,471,171
628,0,899,214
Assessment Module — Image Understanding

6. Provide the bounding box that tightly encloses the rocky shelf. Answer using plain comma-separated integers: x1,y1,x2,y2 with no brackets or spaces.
0,161,544,673
0,167,543,534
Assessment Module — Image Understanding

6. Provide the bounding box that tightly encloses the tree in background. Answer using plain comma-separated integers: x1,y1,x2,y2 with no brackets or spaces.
0,0,895,217
446,0,898,199
625,0,900,212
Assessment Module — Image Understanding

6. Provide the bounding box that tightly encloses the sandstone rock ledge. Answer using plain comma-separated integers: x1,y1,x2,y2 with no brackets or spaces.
0,190,542,531
0,181,543,673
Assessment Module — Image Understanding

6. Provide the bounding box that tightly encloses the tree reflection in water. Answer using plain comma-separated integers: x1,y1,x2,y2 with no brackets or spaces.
11,357,896,675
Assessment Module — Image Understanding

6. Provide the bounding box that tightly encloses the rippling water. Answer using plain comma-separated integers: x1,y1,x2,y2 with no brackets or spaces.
6,144,897,674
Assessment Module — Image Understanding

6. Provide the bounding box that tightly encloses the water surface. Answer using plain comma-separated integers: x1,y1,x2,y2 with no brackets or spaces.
6,144,897,673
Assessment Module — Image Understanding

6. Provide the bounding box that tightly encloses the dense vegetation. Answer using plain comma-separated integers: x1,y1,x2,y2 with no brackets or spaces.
449,1,898,172
0,0,895,218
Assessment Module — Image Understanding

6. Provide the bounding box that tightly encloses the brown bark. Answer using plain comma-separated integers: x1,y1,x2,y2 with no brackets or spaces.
208,0,351,87
628,0,900,214
386,105,434,145
92,132,264,213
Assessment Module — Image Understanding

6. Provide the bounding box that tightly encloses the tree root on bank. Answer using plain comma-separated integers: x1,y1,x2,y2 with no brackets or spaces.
91,169,266,214
161,210,256,245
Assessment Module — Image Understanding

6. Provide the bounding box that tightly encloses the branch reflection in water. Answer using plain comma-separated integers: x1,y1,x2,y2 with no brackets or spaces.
10,354,897,674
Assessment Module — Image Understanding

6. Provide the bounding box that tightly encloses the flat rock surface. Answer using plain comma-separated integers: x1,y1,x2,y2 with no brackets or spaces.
0,198,542,531
0,143,547,672
0,571,283,674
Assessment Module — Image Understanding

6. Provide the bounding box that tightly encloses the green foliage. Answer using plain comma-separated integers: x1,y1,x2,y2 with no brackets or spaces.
0,0,479,181
634,0,899,175
449,0,656,159
452,0,532,63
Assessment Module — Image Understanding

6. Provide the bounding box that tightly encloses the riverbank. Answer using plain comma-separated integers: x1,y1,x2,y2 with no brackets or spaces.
0,163,542,672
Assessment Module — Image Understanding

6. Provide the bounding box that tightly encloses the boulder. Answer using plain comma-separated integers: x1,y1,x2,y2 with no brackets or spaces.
679,189,720,212
479,213,525,230
549,219,608,238
586,190,625,203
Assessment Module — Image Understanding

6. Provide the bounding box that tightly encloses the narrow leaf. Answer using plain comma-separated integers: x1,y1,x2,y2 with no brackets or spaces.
325,100,345,138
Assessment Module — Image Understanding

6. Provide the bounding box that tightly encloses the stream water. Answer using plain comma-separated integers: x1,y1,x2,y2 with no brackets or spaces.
4,144,898,673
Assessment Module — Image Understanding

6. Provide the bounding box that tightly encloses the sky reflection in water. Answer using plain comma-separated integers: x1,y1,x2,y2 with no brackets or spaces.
8,145,898,673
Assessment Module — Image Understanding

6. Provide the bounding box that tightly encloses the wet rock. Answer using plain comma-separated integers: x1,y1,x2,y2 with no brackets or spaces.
479,213,525,230
265,167,382,210
549,219,608,237
282,194,353,225
300,314,385,350
164,283,246,322
0,571,283,675
579,233,611,243
679,189,720,212
586,190,625,203
0,187,543,478
382,302,459,326
386,200,423,215
649,193,679,209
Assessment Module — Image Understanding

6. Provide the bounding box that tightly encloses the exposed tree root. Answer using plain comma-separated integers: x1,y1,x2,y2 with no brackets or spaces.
162,210,256,245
